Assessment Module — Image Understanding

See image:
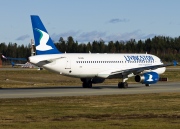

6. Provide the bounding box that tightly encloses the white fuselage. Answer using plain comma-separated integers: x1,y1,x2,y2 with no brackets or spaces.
29,53,166,79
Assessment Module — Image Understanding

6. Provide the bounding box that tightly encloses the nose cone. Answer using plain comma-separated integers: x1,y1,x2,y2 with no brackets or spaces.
162,67,166,73
158,67,166,74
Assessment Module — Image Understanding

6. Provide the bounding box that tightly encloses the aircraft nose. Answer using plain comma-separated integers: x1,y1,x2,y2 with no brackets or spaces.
159,67,166,74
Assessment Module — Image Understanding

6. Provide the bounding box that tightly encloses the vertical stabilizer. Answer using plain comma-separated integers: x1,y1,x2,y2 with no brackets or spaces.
31,15,61,55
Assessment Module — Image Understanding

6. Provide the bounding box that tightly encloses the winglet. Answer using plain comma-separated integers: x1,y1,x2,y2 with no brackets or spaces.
173,60,178,66
11,61,15,67
31,15,61,55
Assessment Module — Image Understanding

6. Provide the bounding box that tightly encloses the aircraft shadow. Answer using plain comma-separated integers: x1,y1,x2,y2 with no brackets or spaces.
0,85,142,90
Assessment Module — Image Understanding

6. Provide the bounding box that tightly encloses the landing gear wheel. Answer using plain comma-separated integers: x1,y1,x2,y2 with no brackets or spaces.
82,81,92,88
81,78,92,88
82,82,87,88
145,84,150,87
118,82,128,88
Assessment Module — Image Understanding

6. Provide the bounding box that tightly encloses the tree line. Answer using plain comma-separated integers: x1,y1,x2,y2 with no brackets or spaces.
56,36,180,62
1,35,180,63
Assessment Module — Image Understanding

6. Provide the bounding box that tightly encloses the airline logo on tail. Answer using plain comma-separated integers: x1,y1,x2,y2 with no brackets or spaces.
31,15,61,54
35,28,53,51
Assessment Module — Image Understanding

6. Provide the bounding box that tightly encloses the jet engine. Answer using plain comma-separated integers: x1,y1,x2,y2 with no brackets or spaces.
135,72,159,84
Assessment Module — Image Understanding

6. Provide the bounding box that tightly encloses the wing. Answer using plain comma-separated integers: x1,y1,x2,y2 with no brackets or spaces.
98,61,178,79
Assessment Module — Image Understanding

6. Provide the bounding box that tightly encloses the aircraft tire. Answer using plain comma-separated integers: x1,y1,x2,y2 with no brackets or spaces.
145,84,150,87
118,82,128,88
82,82,92,88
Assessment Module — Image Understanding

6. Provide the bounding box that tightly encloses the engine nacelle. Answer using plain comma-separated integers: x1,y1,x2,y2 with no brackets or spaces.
135,72,159,84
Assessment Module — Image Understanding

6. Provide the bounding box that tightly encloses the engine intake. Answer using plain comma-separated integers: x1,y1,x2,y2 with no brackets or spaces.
135,72,159,84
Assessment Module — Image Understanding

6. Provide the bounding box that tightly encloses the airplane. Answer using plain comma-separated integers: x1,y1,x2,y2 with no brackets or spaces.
10,61,36,68
1,50,39,69
29,15,178,88
1,55,27,62
1,55,28,67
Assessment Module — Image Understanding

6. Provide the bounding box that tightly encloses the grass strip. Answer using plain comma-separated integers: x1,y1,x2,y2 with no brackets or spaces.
0,93,179,129
0,69,180,88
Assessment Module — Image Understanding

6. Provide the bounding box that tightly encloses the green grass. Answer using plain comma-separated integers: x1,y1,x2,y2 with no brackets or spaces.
0,69,179,88
0,69,179,128
0,93,179,129
0,70,82,88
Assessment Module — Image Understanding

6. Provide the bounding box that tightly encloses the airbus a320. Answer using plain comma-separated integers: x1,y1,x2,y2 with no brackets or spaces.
29,15,177,88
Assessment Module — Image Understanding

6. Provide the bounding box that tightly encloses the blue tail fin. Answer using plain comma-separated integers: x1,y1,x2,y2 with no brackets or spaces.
31,15,61,55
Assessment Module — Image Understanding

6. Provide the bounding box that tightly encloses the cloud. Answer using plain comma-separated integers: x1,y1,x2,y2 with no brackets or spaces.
51,31,107,43
78,30,156,42
51,30,156,43
16,34,30,41
109,18,129,23
77,31,106,42
51,30,80,41
106,30,156,41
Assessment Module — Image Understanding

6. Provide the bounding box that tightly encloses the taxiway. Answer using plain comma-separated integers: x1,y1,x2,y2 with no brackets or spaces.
0,82,180,98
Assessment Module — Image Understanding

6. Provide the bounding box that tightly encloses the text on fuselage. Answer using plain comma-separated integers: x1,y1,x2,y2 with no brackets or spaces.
124,55,154,62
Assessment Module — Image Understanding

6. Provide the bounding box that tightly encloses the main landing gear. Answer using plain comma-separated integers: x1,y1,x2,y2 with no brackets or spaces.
145,84,150,87
118,78,128,88
81,78,92,88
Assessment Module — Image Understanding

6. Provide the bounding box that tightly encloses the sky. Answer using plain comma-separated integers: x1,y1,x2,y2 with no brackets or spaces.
1,0,180,45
